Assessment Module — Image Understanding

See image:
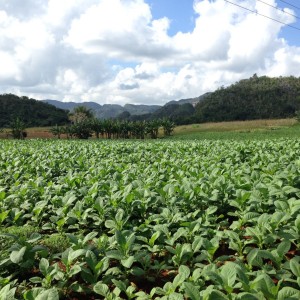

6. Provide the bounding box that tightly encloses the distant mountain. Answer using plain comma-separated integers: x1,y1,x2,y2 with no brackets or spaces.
124,103,160,115
42,100,161,119
42,100,101,111
43,95,208,120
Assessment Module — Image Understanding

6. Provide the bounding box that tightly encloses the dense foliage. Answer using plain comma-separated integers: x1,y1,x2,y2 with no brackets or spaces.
0,94,69,127
195,75,300,122
0,139,300,299
51,119,175,139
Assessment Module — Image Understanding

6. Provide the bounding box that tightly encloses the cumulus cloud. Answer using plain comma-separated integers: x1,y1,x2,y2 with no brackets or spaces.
0,0,299,105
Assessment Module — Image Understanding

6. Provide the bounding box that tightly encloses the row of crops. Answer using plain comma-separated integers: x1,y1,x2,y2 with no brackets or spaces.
0,139,300,299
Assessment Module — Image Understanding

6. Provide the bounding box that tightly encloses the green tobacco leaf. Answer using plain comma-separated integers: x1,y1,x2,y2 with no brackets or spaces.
0,210,9,224
0,191,6,201
23,288,45,300
251,274,275,299
39,258,49,276
69,265,82,277
35,288,59,300
173,265,190,287
169,292,184,300
83,231,98,244
220,262,237,288
68,249,86,263
149,231,160,247
277,240,291,256
112,279,127,292
10,246,26,264
29,277,43,284
277,287,300,300
183,282,200,300
94,282,110,297
192,237,202,253
208,290,229,300
104,220,116,229
236,293,260,300
121,255,135,268
115,209,124,223
290,258,300,277
130,266,145,276
106,250,124,260
27,233,42,243
247,248,262,267
0,284,16,300
116,231,127,249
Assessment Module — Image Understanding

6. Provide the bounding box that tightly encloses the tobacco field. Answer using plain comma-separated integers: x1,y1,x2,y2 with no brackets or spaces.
0,139,300,299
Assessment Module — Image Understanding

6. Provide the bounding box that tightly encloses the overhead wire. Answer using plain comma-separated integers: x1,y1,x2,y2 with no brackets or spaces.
224,0,300,31
278,0,300,11
257,0,300,20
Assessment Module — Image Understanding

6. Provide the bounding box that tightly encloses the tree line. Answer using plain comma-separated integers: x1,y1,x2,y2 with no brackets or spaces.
50,106,175,139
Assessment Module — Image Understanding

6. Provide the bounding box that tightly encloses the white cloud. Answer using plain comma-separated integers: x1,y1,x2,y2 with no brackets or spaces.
0,0,299,105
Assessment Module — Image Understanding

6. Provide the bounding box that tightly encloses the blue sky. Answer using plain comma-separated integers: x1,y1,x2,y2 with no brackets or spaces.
149,0,196,35
0,0,300,105
276,0,300,46
149,0,300,45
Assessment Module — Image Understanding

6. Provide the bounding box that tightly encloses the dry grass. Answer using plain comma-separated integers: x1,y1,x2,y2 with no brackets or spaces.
174,118,297,135
0,127,54,139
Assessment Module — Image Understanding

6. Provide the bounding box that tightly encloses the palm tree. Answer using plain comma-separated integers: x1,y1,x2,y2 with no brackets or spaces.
50,125,64,139
91,119,104,139
68,106,94,139
68,106,94,124
146,119,161,139
162,118,175,137
10,117,27,139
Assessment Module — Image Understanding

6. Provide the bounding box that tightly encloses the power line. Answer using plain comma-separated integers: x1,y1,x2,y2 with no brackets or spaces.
257,0,300,20
224,0,300,31
278,0,300,11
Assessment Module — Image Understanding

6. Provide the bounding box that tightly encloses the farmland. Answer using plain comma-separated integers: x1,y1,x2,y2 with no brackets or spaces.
0,139,300,299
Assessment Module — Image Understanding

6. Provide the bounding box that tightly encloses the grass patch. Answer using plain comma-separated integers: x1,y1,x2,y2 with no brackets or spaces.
171,118,300,140
41,233,70,254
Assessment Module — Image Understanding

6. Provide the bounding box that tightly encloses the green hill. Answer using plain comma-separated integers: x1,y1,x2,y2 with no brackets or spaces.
195,75,300,122
0,94,69,127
